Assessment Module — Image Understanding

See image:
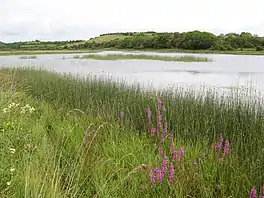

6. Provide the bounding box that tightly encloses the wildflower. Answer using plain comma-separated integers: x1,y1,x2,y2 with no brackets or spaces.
169,164,175,184
223,139,230,155
179,147,184,160
162,122,168,143
250,188,257,198
162,156,168,176
120,110,124,121
151,128,156,136
10,168,15,172
3,108,8,113
146,106,151,122
149,171,156,188
215,135,223,151
173,150,178,161
157,113,162,134
158,99,163,110
9,148,16,154
155,168,164,182
6,181,11,186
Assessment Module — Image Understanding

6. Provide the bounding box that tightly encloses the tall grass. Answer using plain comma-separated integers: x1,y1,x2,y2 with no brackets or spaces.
0,68,263,197
72,54,212,62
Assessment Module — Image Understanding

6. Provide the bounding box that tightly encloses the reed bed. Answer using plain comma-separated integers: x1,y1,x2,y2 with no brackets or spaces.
0,68,263,197
72,54,212,62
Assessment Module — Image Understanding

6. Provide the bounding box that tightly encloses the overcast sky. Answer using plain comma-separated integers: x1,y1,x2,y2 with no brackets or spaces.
1,0,264,42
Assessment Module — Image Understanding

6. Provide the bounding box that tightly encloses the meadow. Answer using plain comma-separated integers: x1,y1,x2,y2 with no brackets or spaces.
0,68,263,197
72,54,212,62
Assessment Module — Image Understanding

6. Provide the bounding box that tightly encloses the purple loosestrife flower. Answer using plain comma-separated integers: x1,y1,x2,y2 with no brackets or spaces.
169,164,175,184
151,128,156,136
223,139,230,156
250,188,257,198
173,150,178,161
215,135,223,151
146,106,152,122
157,113,162,135
153,168,163,182
149,171,156,188
180,147,184,160
158,99,163,110
162,156,168,176
162,122,168,143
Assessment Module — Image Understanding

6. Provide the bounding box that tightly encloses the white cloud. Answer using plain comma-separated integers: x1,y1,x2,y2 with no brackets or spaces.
1,0,264,42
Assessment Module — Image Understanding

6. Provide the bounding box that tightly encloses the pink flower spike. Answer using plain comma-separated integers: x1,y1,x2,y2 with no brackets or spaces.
149,171,156,188
146,106,152,122
173,150,178,161
162,157,168,176
215,135,223,151
250,188,257,198
169,163,175,184
151,128,156,136
223,139,230,156
180,147,184,160
170,137,175,153
162,122,168,143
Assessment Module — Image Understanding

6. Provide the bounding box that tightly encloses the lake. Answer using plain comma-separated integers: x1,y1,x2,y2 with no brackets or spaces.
1,51,264,97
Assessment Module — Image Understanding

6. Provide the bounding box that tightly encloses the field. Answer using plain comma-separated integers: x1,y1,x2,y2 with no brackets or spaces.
72,54,212,62
87,34,131,43
0,68,263,197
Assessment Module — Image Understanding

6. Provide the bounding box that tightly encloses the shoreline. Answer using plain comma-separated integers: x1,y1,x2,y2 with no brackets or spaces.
1,48,264,56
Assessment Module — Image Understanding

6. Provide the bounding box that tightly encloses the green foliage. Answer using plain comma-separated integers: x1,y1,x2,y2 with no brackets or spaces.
256,46,264,51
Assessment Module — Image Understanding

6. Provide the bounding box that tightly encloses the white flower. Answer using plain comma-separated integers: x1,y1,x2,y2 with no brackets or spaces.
9,148,16,154
10,168,15,172
3,108,8,113
6,181,11,186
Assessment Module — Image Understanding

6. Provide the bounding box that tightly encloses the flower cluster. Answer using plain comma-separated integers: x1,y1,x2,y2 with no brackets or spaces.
3,102,35,114
3,102,20,113
20,104,35,114
250,187,264,198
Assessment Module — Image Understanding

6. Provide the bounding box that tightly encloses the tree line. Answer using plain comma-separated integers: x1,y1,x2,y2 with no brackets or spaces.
1,31,264,51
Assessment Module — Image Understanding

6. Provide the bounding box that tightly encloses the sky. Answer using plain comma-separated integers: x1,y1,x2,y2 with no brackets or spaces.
1,0,264,42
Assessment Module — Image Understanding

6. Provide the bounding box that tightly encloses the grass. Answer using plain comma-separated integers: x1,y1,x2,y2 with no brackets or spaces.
0,68,263,197
72,54,212,62
20,55,38,59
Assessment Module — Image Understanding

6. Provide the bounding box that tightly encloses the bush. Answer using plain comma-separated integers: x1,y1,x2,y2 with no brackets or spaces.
256,46,264,51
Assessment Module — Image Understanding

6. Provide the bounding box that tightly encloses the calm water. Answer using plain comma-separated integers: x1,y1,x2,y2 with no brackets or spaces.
1,51,264,96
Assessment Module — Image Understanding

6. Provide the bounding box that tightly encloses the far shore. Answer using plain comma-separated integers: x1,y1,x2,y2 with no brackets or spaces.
1,48,264,56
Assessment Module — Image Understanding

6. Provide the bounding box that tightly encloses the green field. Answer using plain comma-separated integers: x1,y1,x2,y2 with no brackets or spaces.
0,68,263,197
87,34,131,43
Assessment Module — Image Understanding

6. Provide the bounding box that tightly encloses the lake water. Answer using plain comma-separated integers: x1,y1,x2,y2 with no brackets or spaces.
1,51,264,97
